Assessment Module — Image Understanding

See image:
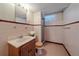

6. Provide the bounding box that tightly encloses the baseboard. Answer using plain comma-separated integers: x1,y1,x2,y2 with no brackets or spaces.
45,41,71,56
62,44,71,56
45,41,63,45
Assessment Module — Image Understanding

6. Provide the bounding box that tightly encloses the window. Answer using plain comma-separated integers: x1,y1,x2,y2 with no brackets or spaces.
44,15,55,22
44,14,56,25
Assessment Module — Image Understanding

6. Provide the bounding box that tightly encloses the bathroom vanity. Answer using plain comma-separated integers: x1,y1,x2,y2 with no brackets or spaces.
8,36,36,56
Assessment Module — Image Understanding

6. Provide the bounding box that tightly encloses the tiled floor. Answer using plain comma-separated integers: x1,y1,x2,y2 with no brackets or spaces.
41,42,68,56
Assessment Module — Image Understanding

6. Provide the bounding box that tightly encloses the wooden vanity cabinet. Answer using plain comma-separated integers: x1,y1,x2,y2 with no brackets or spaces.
8,39,36,56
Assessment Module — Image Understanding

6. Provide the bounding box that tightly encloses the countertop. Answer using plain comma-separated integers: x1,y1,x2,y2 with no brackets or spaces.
8,36,36,48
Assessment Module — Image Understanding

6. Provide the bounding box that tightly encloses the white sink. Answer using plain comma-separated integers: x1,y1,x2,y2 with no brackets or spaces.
16,36,32,42
8,36,36,48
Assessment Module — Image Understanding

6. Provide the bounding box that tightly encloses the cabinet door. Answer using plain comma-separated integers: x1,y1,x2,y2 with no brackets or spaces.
28,49,35,56
28,39,36,56
20,45,29,56
20,39,35,56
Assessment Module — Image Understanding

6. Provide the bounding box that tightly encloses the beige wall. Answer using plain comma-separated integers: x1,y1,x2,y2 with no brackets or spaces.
33,11,42,41
33,26,42,41
44,12,64,43
0,22,34,55
63,3,79,55
0,3,34,56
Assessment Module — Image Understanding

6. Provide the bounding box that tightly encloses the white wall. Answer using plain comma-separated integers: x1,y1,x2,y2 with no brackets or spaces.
45,26,64,43
26,10,34,24
63,3,79,55
63,3,79,24
16,17,26,23
64,24,79,55
0,3,15,21
15,5,26,23
44,12,64,43
33,12,42,24
33,11,42,41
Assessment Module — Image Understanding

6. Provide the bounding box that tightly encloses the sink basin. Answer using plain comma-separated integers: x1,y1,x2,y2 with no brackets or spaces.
16,36,32,42
8,35,36,48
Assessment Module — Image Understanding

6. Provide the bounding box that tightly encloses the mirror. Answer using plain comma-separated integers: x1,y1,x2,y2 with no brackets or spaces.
15,4,27,23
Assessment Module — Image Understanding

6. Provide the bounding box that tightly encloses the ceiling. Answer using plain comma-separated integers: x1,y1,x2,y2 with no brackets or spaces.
24,3,70,15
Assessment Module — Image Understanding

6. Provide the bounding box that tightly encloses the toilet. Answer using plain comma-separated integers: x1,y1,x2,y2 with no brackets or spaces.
35,41,43,56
